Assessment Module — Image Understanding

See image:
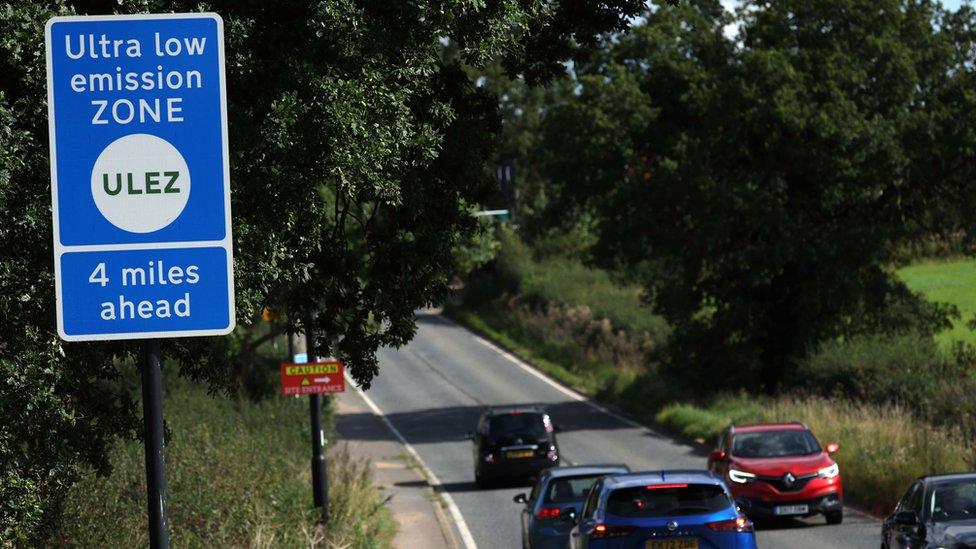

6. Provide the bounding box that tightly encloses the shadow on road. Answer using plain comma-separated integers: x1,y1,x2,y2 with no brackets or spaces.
337,398,693,446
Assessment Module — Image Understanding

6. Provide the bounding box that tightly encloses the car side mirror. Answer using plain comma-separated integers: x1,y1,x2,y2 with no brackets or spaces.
894,510,919,526
580,518,597,536
709,450,726,461
513,493,527,504
463,431,475,441
825,442,840,455
735,498,752,513
559,507,577,524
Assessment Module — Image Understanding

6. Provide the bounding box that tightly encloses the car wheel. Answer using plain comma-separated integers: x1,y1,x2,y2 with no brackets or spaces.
825,510,843,525
475,471,488,489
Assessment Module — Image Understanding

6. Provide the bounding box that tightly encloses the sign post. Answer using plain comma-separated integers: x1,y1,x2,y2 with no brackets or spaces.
45,13,233,548
279,314,345,525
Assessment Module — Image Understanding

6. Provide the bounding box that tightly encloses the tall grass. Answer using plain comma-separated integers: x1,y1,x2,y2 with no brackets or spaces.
657,396,974,514
51,374,395,548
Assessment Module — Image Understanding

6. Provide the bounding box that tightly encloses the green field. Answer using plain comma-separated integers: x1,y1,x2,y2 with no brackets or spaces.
898,259,976,347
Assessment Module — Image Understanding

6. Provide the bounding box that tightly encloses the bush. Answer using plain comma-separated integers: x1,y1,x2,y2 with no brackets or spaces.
470,226,669,338
795,333,976,431
793,332,941,404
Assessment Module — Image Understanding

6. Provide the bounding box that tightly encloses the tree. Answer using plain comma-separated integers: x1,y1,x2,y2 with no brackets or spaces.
540,0,976,391
0,0,649,543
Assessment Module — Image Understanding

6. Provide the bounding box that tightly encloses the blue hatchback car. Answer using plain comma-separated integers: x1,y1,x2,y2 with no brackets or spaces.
568,470,758,549
514,464,630,549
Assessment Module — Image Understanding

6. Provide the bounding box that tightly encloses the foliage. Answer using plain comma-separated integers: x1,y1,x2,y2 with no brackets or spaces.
532,0,976,391
452,214,500,279
794,333,976,433
477,226,669,336
51,372,395,548
0,0,650,543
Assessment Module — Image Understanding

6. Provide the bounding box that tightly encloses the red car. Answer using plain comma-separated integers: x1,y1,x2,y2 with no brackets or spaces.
707,422,844,524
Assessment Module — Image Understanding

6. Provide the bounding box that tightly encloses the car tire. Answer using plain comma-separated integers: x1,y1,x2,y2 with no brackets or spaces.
475,471,488,489
825,510,843,525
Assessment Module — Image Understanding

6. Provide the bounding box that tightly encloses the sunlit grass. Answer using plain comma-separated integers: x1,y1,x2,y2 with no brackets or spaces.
898,259,976,348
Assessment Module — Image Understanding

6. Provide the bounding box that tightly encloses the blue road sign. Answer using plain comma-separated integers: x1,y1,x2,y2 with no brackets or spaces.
46,13,234,341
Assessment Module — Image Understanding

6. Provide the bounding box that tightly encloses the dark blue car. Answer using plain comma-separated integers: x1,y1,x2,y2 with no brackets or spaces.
514,464,630,549
568,470,758,549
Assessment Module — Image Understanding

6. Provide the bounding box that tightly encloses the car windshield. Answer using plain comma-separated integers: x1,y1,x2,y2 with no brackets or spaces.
606,484,731,518
544,475,604,503
930,479,976,523
731,430,821,458
488,413,546,442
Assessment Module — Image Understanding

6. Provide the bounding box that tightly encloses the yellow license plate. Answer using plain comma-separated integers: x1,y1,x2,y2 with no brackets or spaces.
506,450,534,459
646,539,699,549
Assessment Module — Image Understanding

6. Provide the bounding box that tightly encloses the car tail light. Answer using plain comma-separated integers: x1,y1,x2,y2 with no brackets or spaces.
483,453,494,463
706,517,753,532
546,449,558,460
591,524,635,539
536,507,561,520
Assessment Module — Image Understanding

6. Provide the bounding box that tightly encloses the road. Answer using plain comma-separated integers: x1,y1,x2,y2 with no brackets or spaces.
358,311,880,548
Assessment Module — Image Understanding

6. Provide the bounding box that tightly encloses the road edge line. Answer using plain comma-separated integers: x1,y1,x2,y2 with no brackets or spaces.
345,375,478,549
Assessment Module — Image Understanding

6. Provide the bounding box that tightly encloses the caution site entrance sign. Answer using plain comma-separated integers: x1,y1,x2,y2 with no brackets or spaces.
280,360,345,396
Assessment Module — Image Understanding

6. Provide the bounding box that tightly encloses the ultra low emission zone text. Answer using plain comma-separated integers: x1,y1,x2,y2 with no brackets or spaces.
90,260,201,320
63,32,209,124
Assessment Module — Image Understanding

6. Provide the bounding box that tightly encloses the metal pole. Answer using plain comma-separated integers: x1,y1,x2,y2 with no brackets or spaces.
305,312,329,525
140,339,170,549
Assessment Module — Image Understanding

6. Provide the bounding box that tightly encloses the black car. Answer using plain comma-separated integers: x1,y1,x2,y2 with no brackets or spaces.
882,472,976,549
466,405,560,487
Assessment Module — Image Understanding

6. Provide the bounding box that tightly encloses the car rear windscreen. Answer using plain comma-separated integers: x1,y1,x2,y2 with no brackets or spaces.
544,475,603,503
606,484,731,517
488,413,546,440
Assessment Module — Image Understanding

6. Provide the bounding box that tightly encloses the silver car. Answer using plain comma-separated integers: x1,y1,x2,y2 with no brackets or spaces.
513,464,630,549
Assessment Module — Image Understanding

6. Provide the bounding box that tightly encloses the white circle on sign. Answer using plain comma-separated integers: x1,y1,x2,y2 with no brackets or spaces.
90,134,191,233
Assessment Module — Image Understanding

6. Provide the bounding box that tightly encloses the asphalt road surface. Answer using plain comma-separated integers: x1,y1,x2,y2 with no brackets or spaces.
358,311,880,548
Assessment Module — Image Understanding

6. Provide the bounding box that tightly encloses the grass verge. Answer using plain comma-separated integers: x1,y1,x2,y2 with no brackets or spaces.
51,372,395,548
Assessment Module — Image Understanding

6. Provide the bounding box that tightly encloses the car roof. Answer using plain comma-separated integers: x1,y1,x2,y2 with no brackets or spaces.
921,472,976,484
485,404,547,416
730,422,808,433
601,470,723,490
543,465,630,480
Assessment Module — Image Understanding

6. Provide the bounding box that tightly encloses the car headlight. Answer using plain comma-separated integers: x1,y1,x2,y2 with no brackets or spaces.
818,463,839,479
728,469,757,484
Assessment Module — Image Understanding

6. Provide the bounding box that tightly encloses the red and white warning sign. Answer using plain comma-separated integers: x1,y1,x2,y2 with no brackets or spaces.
280,360,346,396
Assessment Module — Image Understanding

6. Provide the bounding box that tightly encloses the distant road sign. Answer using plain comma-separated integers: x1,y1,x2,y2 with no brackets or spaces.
45,13,234,341
281,360,346,396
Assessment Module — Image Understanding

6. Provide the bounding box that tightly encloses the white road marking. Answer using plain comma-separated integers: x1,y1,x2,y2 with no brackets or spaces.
345,373,478,549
